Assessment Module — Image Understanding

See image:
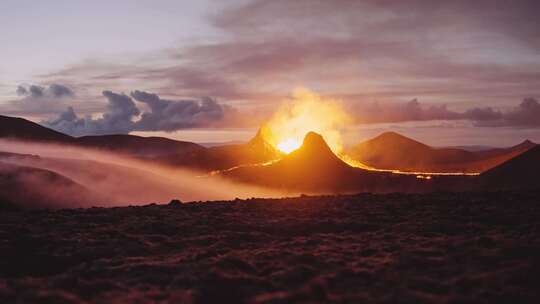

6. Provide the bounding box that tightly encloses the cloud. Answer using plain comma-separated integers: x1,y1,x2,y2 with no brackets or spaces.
45,90,234,136
352,99,462,124
16,85,28,96
468,98,540,127
463,107,503,122
12,0,539,133
49,84,75,98
16,84,74,98
39,0,540,109
351,97,540,128
505,98,540,127
0,83,80,117
46,91,140,136
130,90,230,131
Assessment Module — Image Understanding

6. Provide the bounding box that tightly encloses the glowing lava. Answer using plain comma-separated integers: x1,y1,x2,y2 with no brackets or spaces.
277,138,302,153
262,88,350,154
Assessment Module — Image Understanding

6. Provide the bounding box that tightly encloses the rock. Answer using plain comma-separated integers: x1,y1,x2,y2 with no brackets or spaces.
168,199,182,206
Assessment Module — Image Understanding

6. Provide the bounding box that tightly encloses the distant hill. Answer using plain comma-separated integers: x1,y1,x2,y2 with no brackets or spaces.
444,145,494,152
0,115,206,160
346,132,535,173
76,134,205,159
0,115,281,172
0,115,73,143
199,140,245,147
478,145,540,190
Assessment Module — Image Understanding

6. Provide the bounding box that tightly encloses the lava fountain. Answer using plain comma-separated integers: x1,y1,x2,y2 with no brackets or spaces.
261,88,350,154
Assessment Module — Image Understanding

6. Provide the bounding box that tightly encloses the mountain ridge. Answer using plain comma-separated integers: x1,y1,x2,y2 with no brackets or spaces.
346,131,536,173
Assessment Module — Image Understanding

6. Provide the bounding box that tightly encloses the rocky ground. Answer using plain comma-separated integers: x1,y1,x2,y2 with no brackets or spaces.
1,191,539,303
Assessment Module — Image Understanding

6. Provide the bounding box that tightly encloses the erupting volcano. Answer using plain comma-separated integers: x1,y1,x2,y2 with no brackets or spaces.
259,88,350,155
3,2,540,303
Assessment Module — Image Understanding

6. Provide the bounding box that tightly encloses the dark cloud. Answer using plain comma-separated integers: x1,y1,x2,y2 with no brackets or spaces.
48,84,75,98
505,98,540,127
16,84,74,98
45,91,139,136
16,86,28,96
350,96,540,128
464,107,503,122
100,91,141,133
130,90,229,131
0,84,80,117
28,85,45,98
353,99,462,124
46,106,86,134
44,90,233,136
468,98,540,127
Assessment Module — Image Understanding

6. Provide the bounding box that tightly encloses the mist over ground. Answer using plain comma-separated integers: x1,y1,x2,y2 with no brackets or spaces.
0,139,291,208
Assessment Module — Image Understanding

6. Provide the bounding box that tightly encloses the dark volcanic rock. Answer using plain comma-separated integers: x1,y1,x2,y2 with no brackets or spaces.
169,199,183,206
0,191,539,303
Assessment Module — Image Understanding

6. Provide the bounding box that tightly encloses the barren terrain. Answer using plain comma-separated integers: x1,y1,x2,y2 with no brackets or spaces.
1,191,539,303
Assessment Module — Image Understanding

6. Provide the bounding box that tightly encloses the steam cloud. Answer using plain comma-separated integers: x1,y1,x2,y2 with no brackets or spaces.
45,90,232,136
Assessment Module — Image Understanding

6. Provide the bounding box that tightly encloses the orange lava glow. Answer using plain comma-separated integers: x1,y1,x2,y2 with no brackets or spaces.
276,138,302,154
262,88,350,154
340,155,480,177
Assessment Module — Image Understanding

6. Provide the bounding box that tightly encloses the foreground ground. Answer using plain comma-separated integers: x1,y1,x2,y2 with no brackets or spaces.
1,191,539,303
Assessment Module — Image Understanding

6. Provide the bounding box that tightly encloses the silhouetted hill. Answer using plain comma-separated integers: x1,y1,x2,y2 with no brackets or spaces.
0,115,203,159
479,145,540,190
0,115,73,142
346,132,536,173
0,115,280,172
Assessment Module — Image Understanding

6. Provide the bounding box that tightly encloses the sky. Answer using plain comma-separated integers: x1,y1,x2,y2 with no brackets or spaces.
1,0,540,146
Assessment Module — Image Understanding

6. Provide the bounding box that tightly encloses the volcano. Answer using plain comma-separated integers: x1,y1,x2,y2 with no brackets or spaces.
346,131,536,173
273,132,353,174
160,127,283,171
203,127,283,168
220,132,440,193
0,115,204,160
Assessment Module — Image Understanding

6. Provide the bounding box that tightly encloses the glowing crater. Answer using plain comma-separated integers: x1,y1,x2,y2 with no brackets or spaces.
277,138,302,154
